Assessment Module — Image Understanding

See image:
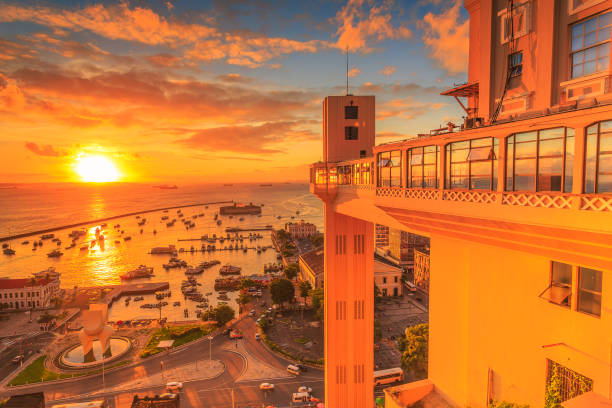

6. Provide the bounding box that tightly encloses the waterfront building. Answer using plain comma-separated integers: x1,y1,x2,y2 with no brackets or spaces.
310,1,612,407
413,249,430,293
0,277,60,310
285,220,318,239
388,229,430,275
375,224,390,248
299,248,324,289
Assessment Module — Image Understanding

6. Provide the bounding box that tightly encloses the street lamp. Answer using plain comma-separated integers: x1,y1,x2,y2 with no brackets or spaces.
208,335,214,366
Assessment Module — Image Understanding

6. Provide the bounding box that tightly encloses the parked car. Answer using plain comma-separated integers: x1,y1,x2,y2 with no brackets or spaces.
255,333,261,340
296,363,308,372
248,309,255,317
222,328,231,336
11,355,24,364
259,382,275,391
298,386,312,393
166,381,183,392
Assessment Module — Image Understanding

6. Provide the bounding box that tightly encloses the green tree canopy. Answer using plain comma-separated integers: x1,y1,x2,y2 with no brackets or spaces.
310,287,324,322
299,281,312,299
239,278,256,289
213,304,235,327
398,323,429,378
310,234,323,248
238,293,251,305
284,263,299,280
270,278,295,305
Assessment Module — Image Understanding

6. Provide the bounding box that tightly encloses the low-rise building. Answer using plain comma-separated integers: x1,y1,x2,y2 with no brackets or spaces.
374,258,403,297
0,276,60,310
298,248,324,289
375,224,390,248
285,220,317,239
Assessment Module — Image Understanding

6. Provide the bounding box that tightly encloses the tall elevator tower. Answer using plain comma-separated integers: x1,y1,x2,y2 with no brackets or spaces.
322,95,375,407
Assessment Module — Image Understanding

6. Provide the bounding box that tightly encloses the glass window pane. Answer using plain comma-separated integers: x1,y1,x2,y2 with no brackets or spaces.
580,268,602,292
600,134,612,153
506,139,514,191
471,160,492,176
597,173,612,192
597,58,609,72
515,140,537,158
585,133,598,193
585,31,597,47
423,164,436,178
601,12,612,27
423,151,436,165
573,64,583,78
452,141,469,150
424,146,437,154
514,158,536,191
412,165,423,178
552,262,572,286
585,17,597,33
470,138,492,148
451,176,468,189
579,291,601,316
468,146,493,161
539,128,565,140
411,153,423,165
599,26,611,42
600,43,610,57
572,22,584,39
538,157,563,191
565,134,574,193
515,131,537,143
584,60,596,75
573,50,585,64
539,139,564,157
585,47,597,61
601,120,612,132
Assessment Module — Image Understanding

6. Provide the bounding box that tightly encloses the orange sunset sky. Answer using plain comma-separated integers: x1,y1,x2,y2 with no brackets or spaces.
0,0,468,184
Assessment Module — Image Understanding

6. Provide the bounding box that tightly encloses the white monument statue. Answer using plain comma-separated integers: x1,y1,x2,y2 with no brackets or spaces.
78,304,114,363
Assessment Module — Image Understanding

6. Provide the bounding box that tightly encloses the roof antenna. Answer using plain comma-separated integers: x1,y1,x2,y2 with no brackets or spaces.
346,46,349,96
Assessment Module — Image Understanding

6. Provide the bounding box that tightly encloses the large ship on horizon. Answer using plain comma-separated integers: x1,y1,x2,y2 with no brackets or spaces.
219,203,262,215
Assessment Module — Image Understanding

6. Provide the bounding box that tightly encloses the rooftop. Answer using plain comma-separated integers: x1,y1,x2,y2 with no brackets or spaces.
0,278,51,290
299,248,324,277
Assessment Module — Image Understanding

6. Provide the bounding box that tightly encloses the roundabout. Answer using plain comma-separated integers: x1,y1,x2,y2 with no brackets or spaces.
57,336,132,369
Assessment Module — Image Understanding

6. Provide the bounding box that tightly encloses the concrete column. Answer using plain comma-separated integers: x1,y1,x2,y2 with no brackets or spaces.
324,205,374,408
572,125,586,209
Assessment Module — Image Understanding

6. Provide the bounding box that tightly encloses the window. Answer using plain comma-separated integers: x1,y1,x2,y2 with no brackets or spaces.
585,121,612,193
571,11,611,78
500,3,529,44
408,146,439,188
338,165,352,185
345,126,358,140
540,262,572,307
383,277,387,284
509,52,523,77
578,267,602,316
394,276,398,283
377,150,402,187
569,0,608,14
506,128,574,192
546,360,593,402
445,137,498,190
345,105,358,119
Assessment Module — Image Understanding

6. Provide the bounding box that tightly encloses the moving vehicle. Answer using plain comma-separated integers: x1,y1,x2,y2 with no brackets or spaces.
296,363,308,372
166,381,183,393
11,355,24,364
229,330,243,339
259,382,275,391
298,385,312,393
292,392,310,402
373,367,404,386
287,364,301,375
248,309,255,317
255,333,261,340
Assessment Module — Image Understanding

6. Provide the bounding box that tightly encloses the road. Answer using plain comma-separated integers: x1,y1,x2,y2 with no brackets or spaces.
0,313,324,407
0,332,55,381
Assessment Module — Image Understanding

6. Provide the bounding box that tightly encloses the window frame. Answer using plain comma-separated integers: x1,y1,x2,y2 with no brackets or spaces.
509,51,523,78
584,121,612,194
539,261,573,308
445,137,498,191
345,126,359,140
577,267,602,317
407,145,440,189
505,127,574,193
570,10,611,79
377,150,402,188
345,105,359,119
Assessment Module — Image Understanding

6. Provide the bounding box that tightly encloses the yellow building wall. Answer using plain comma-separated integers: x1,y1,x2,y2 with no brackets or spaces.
430,235,612,408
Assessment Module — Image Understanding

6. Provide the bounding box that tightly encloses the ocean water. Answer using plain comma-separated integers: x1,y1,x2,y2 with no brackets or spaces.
0,183,323,321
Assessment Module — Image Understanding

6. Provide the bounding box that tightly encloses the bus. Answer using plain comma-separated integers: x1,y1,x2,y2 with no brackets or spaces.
51,401,105,408
373,367,404,386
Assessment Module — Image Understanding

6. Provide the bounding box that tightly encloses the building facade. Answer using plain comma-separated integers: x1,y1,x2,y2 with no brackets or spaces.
388,229,430,273
413,249,430,293
0,277,60,310
285,221,318,239
374,259,403,297
299,248,324,289
310,1,612,407
375,224,390,248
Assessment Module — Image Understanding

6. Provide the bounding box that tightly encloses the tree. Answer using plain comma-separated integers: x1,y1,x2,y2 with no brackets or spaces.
310,288,324,323
270,278,294,305
239,278,256,290
284,263,299,280
213,304,235,327
310,234,323,248
398,323,429,378
238,293,251,306
299,281,312,299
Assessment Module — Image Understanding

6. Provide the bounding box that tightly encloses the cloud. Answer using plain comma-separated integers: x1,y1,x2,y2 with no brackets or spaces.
165,2,174,11
0,72,26,110
146,54,181,67
0,38,38,61
347,67,361,78
334,0,412,53
175,122,317,154
420,0,469,75
215,73,253,83
25,141,68,157
377,97,446,120
0,3,219,47
378,65,396,76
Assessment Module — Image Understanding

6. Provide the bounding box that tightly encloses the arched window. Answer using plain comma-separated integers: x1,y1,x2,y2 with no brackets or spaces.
445,137,498,190
505,128,574,192
585,121,612,193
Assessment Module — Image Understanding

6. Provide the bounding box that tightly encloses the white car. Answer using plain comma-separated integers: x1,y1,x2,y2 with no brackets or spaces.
248,309,255,316
259,382,275,391
298,386,313,393
166,381,183,391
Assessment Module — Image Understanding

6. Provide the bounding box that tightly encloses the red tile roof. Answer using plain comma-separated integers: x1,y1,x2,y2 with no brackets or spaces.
0,278,50,290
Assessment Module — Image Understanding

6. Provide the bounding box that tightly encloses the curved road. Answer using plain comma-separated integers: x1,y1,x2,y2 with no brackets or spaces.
1,317,324,407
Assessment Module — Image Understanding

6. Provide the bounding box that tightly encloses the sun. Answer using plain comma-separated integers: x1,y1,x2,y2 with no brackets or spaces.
76,155,121,182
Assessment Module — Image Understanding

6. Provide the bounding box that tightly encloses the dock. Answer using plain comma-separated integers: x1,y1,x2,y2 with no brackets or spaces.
224,227,273,232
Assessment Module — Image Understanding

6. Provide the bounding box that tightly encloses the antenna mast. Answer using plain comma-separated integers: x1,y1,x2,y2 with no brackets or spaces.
346,46,349,96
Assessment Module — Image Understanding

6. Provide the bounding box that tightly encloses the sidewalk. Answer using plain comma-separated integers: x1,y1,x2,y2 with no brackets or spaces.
224,340,291,382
